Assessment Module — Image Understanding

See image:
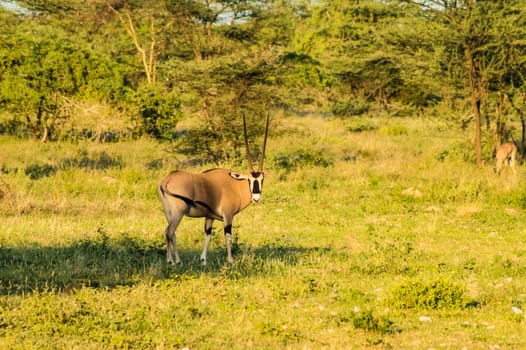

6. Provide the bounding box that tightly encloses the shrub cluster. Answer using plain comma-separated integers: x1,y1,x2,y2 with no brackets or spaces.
23,150,123,180
24,163,58,180
338,309,397,335
61,150,123,170
346,118,378,133
272,149,333,172
379,124,409,136
389,278,468,310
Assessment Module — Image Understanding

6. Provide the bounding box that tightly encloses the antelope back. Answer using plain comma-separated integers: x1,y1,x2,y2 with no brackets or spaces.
496,142,517,160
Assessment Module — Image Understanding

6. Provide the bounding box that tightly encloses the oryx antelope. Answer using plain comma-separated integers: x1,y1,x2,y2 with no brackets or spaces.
158,115,269,265
494,142,518,176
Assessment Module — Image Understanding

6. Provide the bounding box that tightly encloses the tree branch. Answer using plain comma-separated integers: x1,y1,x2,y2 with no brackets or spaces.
108,2,156,83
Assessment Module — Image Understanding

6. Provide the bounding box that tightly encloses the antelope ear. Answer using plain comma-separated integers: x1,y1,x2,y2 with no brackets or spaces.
229,172,248,180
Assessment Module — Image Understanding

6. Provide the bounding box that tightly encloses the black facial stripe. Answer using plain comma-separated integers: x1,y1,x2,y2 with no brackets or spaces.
252,180,261,194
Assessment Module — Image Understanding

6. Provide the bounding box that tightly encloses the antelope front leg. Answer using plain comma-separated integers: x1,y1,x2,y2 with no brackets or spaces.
224,223,234,264
200,218,214,266
495,159,503,176
510,156,517,175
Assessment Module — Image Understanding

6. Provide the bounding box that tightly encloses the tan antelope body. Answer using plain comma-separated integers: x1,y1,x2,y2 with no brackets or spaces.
495,142,518,176
158,115,269,265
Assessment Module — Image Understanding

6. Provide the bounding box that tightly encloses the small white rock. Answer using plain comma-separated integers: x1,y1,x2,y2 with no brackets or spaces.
419,316,432,323
402,187,423,198
512,306,523,315
353,306,361,313
425,206,440,212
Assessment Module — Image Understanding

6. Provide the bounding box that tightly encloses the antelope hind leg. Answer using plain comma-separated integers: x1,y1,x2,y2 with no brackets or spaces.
165,220,182,265
200,218,214,266
160,196,187,265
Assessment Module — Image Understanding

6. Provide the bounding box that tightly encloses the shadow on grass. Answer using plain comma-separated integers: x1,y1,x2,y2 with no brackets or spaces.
0,232,328,295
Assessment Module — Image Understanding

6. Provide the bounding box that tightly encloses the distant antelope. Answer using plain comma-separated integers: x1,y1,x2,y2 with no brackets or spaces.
158,115,269,265
494,142,518,176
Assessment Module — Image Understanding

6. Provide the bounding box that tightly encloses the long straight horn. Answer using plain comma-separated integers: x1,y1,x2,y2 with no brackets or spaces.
258,113,270,172
243,114,255,172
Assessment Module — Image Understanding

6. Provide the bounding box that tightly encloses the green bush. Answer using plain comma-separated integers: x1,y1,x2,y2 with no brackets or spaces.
379,124,409,136
25,163,57,180
346,118,378,133
128,83,183,140
272,149,333,171
428,178,489,203
61,150,124,170
259,322,300,343
389,278,468,310
338,310,397,335
332,99,370,117
500,188,526,210
436,141,475,163
0,28,125,141
353,310,396,334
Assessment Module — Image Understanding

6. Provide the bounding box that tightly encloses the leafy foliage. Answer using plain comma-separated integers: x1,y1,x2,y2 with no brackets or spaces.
1,0,526,164
343,310,397,335
61,150,124,171
128,83,182,140
0,21,125,140
272,149,333,172
390,278,468,310
346,118,377,132
24,163,57,180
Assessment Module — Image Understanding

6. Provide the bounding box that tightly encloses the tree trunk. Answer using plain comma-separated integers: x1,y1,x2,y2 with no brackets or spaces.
464,45,482,167
108,5,156,83
519,113,526,155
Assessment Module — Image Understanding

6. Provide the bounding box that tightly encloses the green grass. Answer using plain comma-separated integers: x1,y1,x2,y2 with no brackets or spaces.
1,115,526,348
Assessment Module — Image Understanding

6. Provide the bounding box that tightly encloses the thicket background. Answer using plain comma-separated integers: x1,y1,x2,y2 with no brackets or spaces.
2,0,526,164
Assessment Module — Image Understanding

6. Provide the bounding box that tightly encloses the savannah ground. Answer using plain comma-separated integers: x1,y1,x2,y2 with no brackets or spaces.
1,114,525,349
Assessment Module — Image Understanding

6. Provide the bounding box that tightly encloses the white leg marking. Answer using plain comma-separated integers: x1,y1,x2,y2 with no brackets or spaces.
200,218,214,266
200,234,211,266
225,233,234,264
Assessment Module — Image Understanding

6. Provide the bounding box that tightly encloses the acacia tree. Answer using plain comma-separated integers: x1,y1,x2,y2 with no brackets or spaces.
108,3,157,83
161,1,322,162
0,17,124,141
480,2,526,150
294,0,413,116
165,0,260,61
399,0,526,166
93,1,184,139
